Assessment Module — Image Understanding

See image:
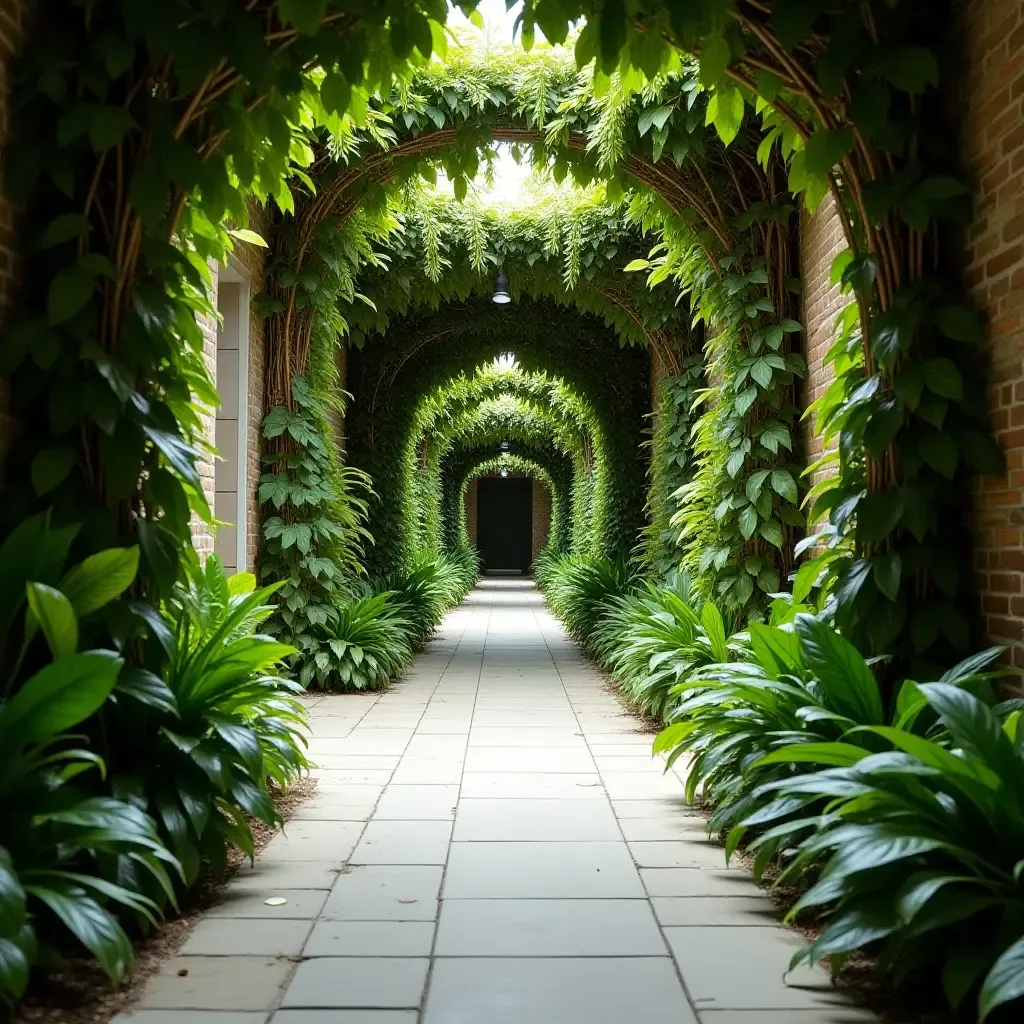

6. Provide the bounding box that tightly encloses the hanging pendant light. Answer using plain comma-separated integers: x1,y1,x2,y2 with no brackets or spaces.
492,269,511,304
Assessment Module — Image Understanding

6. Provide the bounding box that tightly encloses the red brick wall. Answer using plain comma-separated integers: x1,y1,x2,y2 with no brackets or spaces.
233,205,269,573
958,0,1024,666
531,477,551,562
799,193,847,490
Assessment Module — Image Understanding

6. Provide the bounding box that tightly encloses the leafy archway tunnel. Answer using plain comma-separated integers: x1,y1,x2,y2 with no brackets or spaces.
1,2,1021,1018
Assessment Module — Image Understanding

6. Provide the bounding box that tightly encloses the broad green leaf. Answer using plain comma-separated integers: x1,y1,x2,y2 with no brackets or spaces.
228,228,268,248
979,935,1024,1021
0,651,121,749
59,546,139,617
26,583,78,659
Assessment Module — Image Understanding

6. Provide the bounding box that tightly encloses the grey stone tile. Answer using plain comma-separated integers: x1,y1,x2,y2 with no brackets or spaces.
113,1014,267,1024
352,820,453,864
321,865,443,920
434,899,666,956
315,768,395,786
452,798,620,841
628,840,727,868
642,868,762,898
665,927,851,1010
136,957,292,1011
206,888,328,919
292,799,378,822
459,772,605,798
443,842,644,898
391,760,464,784
467,728,588,747
306,754,401,770
230,862,341,891
373,784,460,820
698,1012,878,1023
422,957,697,1024
180,917,311,956
594,755,671,773
464,746,596,773
272,1013,417,1024
258,821,363,862
470,710,579,727
652,897,779,927
616,811,706,834
600,771,685,799
281,958,429,1009
304,921,435,957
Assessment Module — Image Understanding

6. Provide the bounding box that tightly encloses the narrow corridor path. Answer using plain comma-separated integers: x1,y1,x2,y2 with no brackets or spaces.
118,580,877,1024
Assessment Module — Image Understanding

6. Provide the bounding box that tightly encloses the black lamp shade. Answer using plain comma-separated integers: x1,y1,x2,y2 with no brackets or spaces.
492,270,511,304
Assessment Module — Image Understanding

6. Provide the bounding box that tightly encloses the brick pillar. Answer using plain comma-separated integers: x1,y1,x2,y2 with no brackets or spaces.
531,477,551,562
799,193,847,490
190,262,220,560
955,0,1024,665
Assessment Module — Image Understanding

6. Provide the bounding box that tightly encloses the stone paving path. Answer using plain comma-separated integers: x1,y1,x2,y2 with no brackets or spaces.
117,580,878,1024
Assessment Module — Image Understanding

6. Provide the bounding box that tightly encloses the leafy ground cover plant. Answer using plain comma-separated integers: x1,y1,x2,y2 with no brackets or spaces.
754,684,1024,1022
536,551,641,652
302,590,413,691
0,515,178,1005
376,551,477,648
655,613,1008,874
111,556,308,887
592,573,731,722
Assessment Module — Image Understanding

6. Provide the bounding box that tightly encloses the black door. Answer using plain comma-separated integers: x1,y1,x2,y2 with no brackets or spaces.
477,477,532,573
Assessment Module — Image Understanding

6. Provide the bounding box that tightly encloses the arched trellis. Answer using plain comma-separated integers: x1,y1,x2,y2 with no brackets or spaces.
256,51,809,616
441,440,576,559
343,295,651,576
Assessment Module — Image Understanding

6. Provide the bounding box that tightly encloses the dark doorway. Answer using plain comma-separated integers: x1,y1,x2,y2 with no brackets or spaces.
477,477,532,573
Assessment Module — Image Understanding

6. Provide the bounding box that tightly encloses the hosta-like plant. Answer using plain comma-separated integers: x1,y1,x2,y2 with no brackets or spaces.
113,556,308,885
592,574,731,722
655,611,1008,873
538,552,641,652
756,685,1024,1022
301,591,412,691
0,515,178,1005
376,552,475,648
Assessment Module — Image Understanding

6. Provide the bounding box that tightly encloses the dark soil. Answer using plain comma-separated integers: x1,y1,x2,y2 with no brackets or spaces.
9,776,318,1024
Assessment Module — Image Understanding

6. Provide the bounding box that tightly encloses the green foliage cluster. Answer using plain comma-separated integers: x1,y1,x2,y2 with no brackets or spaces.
641,356,704,577
0,0,467,997
345,295,650,576
259,377,372,659
651,613,1024,1022
0,515,306,1004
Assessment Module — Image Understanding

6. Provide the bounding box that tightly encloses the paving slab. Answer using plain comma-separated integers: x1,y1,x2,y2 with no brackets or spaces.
320,865,443,920
641,868,763,898
423,957,697,1024
452,798,620,841
459,771,605,798
434,898,666,956
281,958,429,1009
113,1014,267,1024
135,957,292,1012
373,784,459,820
180,917,311,956
205,888,328,919
272,1014,417,1024
665,927,851,1010
351,820,453,864
304,921,435,956
443,841,644,898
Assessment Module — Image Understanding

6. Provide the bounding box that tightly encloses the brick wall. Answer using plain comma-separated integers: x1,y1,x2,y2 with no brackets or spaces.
531,477,551,562
957,0,1024,665
191,262,220,559
465,478,478,546
232,205,270,573
799,193,847,489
